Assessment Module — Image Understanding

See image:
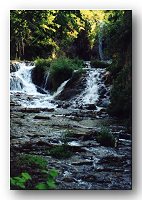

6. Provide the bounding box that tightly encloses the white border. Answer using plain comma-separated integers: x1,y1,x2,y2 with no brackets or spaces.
0,0,142,199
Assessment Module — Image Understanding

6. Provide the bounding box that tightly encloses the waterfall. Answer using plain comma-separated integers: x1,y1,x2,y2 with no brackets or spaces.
43,72,49,90
10,62,38,94
98,22,104,61
10,62,110,110
53,79,69,98
71,67,110,110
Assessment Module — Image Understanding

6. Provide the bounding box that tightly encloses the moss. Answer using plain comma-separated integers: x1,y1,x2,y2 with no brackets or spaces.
48,144,73,159
96,128,115,147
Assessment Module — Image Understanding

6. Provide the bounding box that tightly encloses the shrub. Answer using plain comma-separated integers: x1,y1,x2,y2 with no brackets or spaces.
50,57,83,90
49,144,73,159
96,128,115,147
35,168,58,190
108,64,132,118
10,154,59,190
10,172,32,189
18,154,47,170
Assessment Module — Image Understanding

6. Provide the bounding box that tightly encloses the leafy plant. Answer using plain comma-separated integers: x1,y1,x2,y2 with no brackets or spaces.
49,144,73,159
10,172,31,189
50,57,83,90
35,168,58,190
96,128,115,147
18,154,48,170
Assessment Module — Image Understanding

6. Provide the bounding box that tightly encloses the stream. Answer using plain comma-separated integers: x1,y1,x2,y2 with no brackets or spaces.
10,62,132,190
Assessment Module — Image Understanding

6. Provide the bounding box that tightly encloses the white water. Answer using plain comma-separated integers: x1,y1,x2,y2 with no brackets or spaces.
71,68,108,109
10,62,110,109
10,62,69,108
10,62,38,95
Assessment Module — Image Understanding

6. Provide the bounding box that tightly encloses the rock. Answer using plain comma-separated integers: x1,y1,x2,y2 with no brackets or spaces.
72,160,93,166
41,108,55,112
98,87,107,97
85,104,97,110
36,86,48,94
82,174,96,182
34,115,50,120
62,177,76,183
10,62,20,73
55,71,87,101
103,71,112,85
20,108,41,113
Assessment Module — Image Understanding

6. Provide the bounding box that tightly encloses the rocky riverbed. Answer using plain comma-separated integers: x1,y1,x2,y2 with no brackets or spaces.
10,94,132,190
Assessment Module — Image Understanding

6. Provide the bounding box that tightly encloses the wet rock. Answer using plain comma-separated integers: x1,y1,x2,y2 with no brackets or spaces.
41,108,55,112
56,71,87,101
10,62,20,73
34,115,50,120
20,108,41,113
82,174,96,182
85,104,97,110
62,177,76,183
119,133,131,140
72,160,93,166
36,86,48,94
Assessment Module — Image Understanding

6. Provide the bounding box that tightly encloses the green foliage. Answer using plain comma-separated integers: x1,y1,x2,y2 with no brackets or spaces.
35,58,51,70
11,154,59,190
36,168,58,190
18,154,47,169
96,128,115,147
108,64,132,117
10,172,31,189
49,144,73,159
50,57,83,90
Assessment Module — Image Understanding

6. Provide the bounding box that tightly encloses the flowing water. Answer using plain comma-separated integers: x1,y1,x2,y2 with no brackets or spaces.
10,61,132,190
10,62,109,110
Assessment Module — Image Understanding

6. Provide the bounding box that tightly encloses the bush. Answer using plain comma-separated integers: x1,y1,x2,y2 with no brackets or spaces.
17,154,48,170
96,128,115,147
49,144,73,159
50,57,83,91
108,64,132,118
10,154,59,190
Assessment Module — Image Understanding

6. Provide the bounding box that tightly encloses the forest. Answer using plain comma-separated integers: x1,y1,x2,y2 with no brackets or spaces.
10,10,132,190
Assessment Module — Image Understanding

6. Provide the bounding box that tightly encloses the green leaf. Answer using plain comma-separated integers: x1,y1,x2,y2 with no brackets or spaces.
16,182,25,189
10,178,16,185
35,183,48,190
49,169,58,177
47,180,56,189
21,172,32,181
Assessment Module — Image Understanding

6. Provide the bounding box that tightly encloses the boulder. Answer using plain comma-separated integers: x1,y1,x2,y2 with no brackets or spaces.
10,62,20,73
55,71,87,101
84,104,97,110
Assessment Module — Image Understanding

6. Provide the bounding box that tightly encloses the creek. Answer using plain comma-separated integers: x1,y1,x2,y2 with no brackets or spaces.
10,62,132,190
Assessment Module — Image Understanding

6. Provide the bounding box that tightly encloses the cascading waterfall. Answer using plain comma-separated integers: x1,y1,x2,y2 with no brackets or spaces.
10,61,110,110
71,67,109,110
10,62,38,94
10,62,70,108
